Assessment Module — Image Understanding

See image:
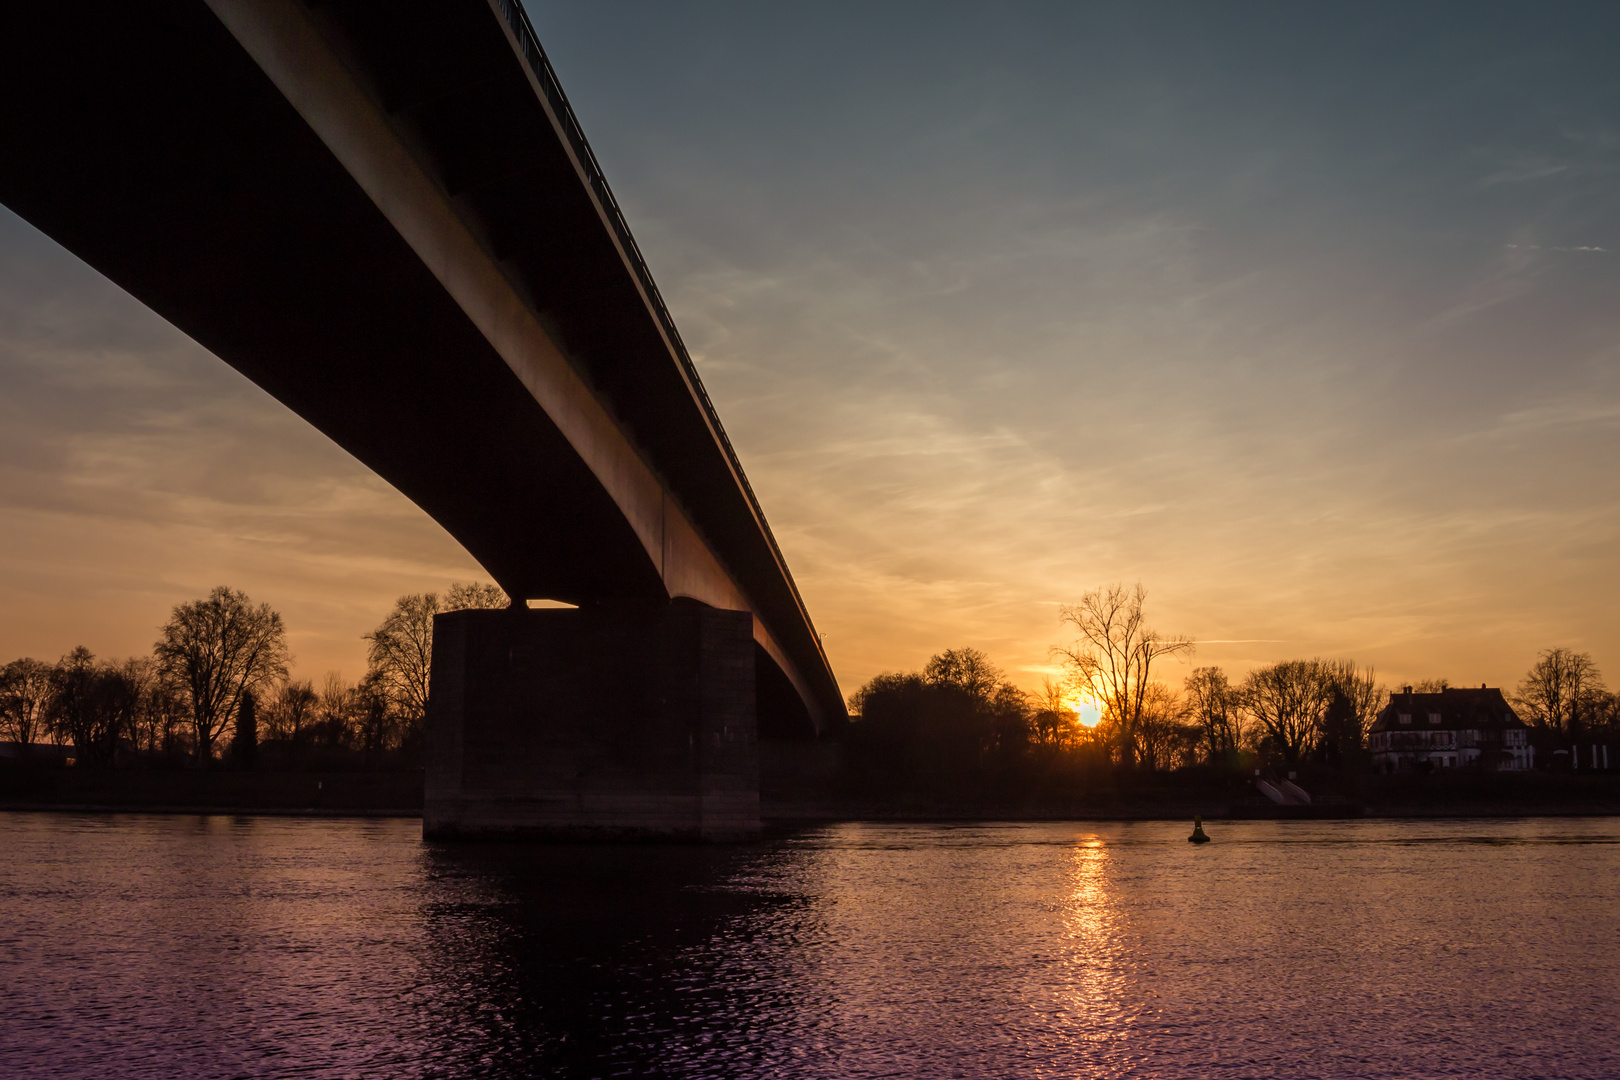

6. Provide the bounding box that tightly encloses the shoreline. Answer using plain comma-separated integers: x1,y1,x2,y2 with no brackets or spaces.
5,802,1619,825
7,766,1619,825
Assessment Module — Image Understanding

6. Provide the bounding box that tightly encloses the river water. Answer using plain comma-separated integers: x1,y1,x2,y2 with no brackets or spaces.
1,812,1617,1079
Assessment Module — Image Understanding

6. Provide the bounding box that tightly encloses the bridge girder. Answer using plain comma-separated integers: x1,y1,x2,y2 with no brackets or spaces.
0,0,843,733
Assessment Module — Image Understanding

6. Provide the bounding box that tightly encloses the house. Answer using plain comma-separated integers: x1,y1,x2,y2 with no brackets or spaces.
1367,686,1532,773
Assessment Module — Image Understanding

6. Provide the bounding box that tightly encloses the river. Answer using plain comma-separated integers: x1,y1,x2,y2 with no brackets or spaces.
2,812,1616,1078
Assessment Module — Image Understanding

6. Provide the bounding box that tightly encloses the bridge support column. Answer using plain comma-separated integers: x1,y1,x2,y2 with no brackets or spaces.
424,600,759,841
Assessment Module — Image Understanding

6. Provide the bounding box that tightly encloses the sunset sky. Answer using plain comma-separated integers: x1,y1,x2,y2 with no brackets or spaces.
1,2,1617,702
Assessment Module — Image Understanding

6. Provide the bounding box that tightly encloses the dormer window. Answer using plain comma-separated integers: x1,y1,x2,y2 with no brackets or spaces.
1429,713,1442,725
1399,713,1411,725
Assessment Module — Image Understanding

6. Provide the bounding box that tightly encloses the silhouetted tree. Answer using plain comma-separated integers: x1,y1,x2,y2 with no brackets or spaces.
1053,584,1192,769
365,583,506,747
233,689,258,769
0,657,53,752
1515,648,1606,747
364,594,437,729
96,659,145,765
924,648,1002,701
315,672,357,749
989,682,1033,758
1241,660,1329,765
1589,691,1620,740
264,679,318,748
1316,660,1381,763
1183,666,1242,763
1240,658,1379,765
44,647,142,767
922,647,1028,760
445,581,508,610
155,587,289,766
355,674,396,761
1134,682,1197,771
848,647,1031,782
1031,677,1079,748
45,647,98,756
848,671,928,774
118,656,160,757
139,668,190,763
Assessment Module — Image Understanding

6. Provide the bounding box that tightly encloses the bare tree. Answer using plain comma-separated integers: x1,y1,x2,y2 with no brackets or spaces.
445,581,508,610
316,672,357,748
1134,682,1195,771
365,593,438,731
44,647,145,767
115,657,186,762
1239,658,1379,765
924,647,1003,701
1053,583,1193,769
265,679,318,746
1031,676,1078,748
366,583,507,739
1242,660,1330,764
0,657,54,751
155,587,289,766
118,656,160,756
355,673,397,758
1515,648,1606,743
142,667,190,762
46,647,104,763
1183,666,1242,763
1318,659,1381,758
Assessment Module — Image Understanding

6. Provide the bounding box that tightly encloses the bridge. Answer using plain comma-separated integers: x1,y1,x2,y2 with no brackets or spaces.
0,1,844,838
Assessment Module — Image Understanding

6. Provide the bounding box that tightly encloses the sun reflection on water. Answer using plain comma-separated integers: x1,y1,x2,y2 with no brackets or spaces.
1049,837,1140,1065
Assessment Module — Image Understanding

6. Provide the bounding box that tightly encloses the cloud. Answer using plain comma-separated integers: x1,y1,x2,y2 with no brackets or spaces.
6,3,1620,700
1479,162,1570,187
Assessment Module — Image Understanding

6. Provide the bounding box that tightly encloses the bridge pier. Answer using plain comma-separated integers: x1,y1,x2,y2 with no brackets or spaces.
423,600,759,841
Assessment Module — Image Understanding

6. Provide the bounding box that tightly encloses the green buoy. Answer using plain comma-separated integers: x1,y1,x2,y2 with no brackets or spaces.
1188,815,1211,844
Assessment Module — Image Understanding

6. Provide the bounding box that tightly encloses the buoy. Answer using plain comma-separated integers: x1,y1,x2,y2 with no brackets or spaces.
1188,815,1211,844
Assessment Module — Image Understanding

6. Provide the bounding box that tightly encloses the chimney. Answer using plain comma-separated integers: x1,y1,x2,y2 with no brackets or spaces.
1403,685,1413,695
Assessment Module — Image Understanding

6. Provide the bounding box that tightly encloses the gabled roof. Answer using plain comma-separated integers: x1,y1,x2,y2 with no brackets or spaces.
1369,687,1526,733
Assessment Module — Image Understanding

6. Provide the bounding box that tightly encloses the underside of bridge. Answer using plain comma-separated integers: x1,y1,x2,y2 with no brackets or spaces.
0,0,844,838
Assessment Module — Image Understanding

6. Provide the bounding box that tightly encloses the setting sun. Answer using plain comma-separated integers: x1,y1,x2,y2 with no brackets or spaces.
1064,695,1104,729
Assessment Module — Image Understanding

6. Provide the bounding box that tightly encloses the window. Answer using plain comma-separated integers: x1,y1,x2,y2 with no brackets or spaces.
1429,712,1442,725
1399,713,1412,725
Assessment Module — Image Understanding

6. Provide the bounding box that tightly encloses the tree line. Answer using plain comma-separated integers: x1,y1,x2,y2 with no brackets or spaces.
0,582,506,768
848,582,1620,781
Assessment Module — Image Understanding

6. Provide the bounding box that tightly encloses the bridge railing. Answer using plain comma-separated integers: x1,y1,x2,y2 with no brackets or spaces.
490,0,819,641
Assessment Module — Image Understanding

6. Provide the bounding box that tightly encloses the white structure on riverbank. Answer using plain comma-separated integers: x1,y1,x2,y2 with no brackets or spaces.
1367,686,1532,772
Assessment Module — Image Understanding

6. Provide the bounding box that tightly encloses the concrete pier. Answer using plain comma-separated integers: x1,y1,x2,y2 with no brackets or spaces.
424,600,759,841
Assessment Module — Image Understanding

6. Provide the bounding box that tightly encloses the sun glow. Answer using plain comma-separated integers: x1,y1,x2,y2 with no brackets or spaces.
1063,694,1104,729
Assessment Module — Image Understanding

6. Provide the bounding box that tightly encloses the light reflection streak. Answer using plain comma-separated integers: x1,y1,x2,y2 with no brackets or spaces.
1049,837,1139,1072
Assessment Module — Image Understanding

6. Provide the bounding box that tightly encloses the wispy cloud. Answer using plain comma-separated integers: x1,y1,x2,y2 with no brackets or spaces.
6,4,1620,697
1479,162,1569,187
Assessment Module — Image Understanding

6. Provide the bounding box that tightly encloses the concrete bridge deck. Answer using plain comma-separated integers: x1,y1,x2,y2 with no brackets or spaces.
0,0,845,836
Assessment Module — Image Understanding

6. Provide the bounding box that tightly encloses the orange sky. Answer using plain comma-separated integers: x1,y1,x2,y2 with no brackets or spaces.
2,4,1617,703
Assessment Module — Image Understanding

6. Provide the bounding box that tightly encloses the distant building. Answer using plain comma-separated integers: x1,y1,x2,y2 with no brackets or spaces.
1367,686,1531,773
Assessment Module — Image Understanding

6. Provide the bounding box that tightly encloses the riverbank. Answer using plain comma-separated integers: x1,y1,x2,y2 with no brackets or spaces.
0,767,423,816
6,764,1619,822
764,767,1620,822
